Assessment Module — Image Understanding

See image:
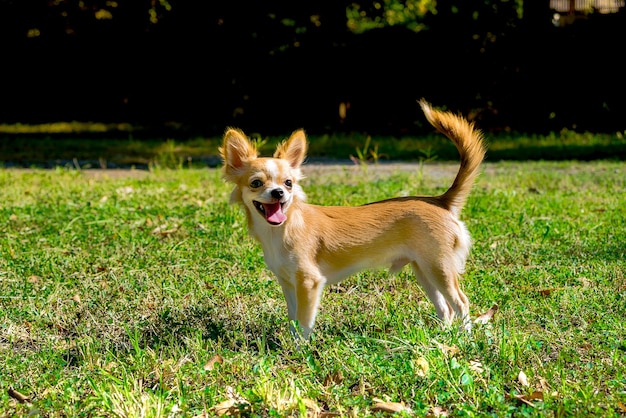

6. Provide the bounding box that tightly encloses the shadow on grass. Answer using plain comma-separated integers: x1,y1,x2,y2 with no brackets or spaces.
485,142,626,161
132,303,287,353
1,134,624,169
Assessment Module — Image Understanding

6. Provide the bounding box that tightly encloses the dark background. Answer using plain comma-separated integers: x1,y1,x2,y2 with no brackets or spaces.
1,0,624,137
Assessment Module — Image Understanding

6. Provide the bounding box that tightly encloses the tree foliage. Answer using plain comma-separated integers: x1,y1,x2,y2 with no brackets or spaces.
347,0,437,33
0,0,624,134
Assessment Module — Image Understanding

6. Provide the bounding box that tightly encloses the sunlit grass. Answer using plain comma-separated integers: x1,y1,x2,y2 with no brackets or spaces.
0,121,134,134
0,161,624,416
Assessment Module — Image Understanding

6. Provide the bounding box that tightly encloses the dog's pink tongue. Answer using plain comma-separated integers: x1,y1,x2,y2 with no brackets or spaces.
265,202,286,224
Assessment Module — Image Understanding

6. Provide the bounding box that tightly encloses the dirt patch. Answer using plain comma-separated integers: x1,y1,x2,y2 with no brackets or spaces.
302,161,461,180
2,161,464,181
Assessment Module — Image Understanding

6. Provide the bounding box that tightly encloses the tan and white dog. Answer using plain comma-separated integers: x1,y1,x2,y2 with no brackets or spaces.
220,100,486,340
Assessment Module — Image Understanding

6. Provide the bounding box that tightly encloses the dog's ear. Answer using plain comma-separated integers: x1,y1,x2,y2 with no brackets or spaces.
220,128,257,177
274,129,307,169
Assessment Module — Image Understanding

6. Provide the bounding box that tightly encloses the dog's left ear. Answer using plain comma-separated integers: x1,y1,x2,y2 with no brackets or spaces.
274,129,307,169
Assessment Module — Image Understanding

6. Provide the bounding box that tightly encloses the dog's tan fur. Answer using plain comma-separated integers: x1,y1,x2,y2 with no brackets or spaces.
220,100,486,339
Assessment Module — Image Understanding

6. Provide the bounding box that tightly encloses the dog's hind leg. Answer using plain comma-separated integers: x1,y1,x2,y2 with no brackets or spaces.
411,262,454,324
412,261,471,331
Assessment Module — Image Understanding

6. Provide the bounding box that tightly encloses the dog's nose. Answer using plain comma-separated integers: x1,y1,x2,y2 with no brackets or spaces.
271,188,284,199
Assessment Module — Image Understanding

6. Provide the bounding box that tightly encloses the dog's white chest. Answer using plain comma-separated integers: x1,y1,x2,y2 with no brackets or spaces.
255,229,297,282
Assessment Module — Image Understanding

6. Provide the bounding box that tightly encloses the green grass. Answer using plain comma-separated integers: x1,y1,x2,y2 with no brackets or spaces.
0,161,625,416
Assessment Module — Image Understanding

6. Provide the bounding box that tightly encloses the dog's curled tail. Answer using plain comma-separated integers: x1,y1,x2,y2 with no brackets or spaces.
419,99,486,217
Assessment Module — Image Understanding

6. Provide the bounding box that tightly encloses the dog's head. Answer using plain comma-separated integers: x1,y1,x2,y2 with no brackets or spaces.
219,128,307,227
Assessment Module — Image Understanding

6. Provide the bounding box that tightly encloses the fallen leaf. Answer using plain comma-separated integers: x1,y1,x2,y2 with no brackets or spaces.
469,360,484,374
204,354,224,371
518,370,529,387
71,294,81,303
349,380,374,396
302,398,320,414
211,399,237,416
152,224,180,237
428,405,450,417
414,357,429,377
211,387,251,416
8,387,30,403
617,401,626,412
225,386,245,402
435,341,460,357
324,370,344,386
28,275,40,284
507,391,544,406
538,288,565,297
372,400,412,414
474,304,499,324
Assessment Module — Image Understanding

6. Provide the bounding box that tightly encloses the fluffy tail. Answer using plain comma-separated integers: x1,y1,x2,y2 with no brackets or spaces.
419,99,486,217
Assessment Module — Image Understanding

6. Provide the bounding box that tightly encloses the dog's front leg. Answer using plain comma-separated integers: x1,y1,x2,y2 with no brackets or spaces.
294,269,326,340
276,278,299,336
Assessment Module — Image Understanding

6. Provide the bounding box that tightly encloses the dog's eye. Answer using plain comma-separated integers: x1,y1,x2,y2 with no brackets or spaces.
250,179,263,188
284,179,293,188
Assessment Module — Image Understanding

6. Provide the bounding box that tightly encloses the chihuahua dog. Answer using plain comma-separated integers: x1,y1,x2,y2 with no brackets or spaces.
220,100,486,340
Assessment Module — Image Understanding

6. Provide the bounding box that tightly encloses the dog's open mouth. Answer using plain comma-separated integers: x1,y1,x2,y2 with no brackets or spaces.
253,201,287,225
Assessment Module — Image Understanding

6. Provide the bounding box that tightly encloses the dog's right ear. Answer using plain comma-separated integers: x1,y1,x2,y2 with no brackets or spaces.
220,128,257,179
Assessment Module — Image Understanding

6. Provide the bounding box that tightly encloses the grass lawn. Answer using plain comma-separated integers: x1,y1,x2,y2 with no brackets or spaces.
0,160,624,416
